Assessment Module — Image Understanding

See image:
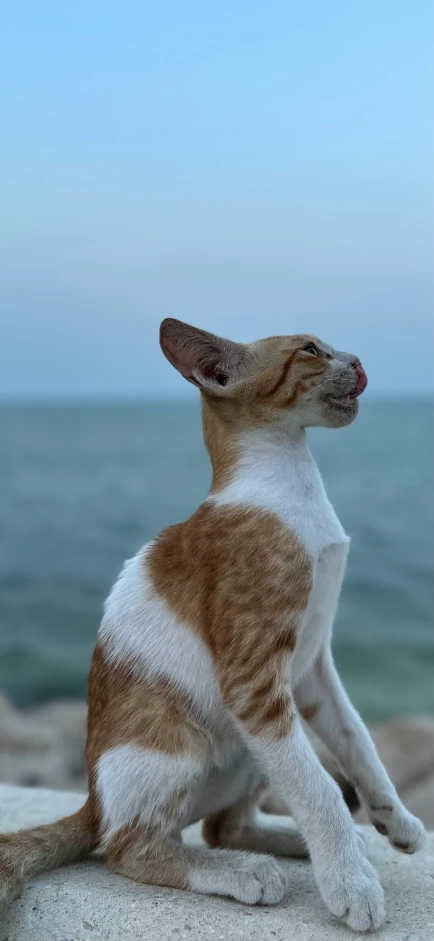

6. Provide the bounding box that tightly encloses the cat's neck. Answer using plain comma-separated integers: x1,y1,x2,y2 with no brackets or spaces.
208,424,320,500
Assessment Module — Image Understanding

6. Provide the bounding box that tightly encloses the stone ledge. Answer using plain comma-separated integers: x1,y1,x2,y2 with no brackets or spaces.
0,785,433,941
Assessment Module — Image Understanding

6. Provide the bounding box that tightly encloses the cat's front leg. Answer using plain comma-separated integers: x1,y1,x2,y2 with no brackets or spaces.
295,645,426,854
225,689,385,932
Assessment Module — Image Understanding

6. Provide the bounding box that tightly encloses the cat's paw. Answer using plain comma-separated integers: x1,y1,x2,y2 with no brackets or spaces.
230,855,287,905
316,852,385,932
371,804,426,854
193,853,287,905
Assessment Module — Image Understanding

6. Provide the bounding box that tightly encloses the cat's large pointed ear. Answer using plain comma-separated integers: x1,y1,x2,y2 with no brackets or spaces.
159,319,247,391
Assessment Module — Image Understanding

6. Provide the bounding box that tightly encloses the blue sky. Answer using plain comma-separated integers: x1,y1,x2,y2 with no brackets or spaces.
1,1,432,397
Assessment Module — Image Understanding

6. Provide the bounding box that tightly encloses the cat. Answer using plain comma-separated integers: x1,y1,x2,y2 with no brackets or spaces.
0,319,425,932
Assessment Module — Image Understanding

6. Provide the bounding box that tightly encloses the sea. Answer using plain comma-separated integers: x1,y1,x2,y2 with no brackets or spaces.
0,399,432,722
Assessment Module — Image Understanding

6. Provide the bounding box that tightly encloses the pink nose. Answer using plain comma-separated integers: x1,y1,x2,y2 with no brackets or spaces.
354,362,368,392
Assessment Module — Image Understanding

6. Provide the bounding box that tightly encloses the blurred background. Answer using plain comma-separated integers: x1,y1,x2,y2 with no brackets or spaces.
0,3,433,819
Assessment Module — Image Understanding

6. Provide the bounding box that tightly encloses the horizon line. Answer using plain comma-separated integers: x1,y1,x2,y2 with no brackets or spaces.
0,392,433,406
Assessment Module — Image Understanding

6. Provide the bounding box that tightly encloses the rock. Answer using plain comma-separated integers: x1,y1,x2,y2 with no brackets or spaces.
0,783,85,832
403,773,434,825
0,784,433,941
355,719,434,829
0,694,53,750
0,695,87,791
369,718,434,791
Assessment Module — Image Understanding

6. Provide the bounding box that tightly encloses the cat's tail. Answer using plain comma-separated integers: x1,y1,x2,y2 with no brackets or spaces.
0,800,97,906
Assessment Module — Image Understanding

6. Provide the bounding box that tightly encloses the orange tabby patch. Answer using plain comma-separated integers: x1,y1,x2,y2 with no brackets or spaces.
85,643,210,814
148,503,312,738
256,345,327,407
107,821,189,889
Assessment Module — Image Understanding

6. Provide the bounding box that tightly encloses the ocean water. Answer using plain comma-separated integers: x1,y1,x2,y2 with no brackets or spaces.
0,399,432,722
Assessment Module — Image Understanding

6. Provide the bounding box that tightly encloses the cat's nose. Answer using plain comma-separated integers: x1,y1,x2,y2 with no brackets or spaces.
352,360,368,393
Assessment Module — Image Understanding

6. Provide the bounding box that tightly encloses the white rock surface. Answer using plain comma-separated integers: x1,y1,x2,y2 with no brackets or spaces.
0,785,433,941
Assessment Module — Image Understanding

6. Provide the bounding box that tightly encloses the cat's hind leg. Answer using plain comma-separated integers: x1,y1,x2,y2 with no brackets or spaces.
98,744,286,904
107,825,287,904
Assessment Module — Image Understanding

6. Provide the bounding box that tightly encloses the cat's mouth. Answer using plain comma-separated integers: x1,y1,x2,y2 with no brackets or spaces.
329,363,367,407
329,388,362,407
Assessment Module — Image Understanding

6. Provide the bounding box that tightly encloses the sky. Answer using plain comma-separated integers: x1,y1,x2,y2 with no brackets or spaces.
0,1,432,398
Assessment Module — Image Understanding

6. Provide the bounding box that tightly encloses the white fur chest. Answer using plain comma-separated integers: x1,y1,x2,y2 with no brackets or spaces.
210,430,349,560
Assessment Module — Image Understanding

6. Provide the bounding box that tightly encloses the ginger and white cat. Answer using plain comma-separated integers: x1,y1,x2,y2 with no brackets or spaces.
0,320,425,931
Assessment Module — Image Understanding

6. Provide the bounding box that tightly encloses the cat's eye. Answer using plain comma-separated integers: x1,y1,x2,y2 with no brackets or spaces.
302,344,318,356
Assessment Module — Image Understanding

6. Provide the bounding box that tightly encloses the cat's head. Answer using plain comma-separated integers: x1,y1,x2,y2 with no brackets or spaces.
160,318,367,430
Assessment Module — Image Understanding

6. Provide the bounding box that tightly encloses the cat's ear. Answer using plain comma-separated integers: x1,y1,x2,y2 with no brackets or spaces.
159,319,247,391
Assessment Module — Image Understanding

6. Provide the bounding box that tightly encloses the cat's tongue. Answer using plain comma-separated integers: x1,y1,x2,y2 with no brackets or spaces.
349,363,368,398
